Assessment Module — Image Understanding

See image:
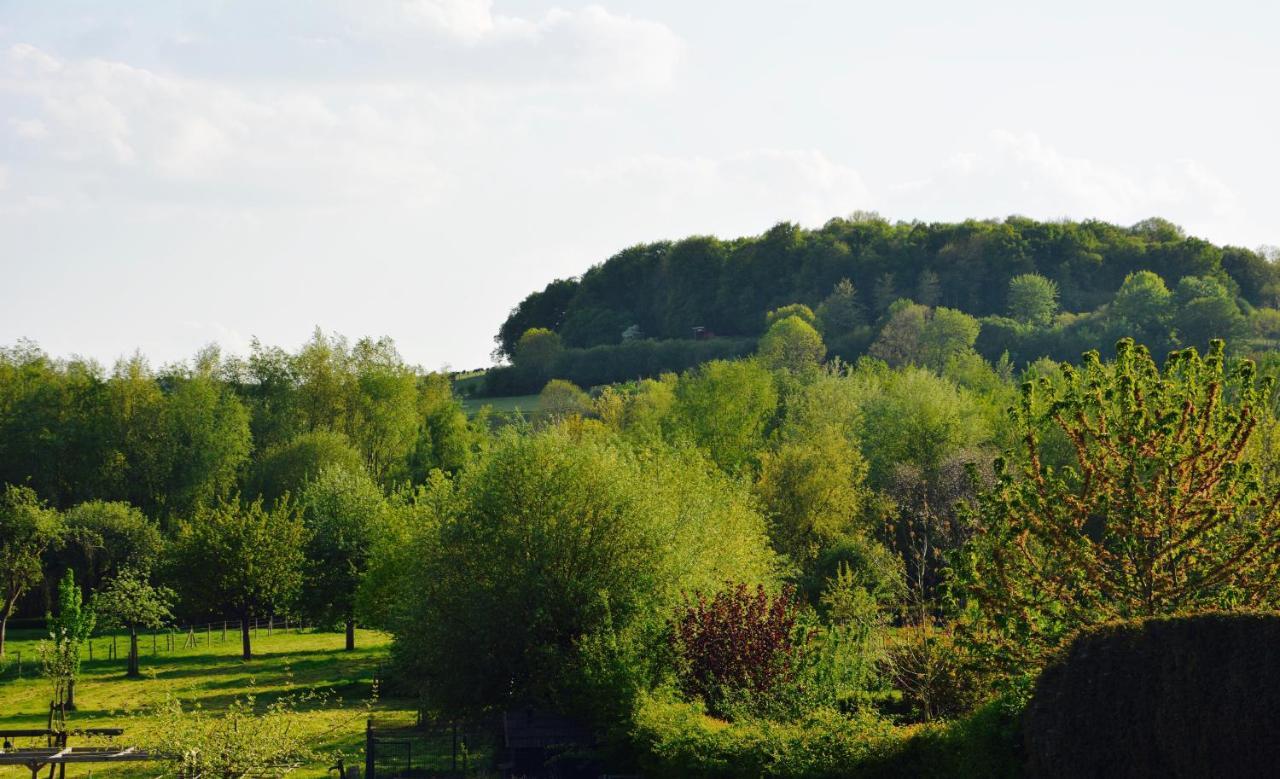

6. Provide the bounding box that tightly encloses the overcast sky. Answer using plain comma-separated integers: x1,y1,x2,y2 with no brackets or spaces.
2,0,1277,370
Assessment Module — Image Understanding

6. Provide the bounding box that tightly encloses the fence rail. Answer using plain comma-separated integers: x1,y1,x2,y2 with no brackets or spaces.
0,616,312,680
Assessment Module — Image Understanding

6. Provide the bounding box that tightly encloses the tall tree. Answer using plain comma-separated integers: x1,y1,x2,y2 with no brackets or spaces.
298,465,387,651
169,498,306,660
1007,273,1059,327
46,568,95,709
0,485,62,657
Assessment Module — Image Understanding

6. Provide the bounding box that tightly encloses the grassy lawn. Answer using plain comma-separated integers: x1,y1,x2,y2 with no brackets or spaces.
0,626,416,778
459,394,540,423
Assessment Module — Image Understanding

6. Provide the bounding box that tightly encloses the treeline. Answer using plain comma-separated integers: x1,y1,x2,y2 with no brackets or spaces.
495,215,1279,370
0,331,482,650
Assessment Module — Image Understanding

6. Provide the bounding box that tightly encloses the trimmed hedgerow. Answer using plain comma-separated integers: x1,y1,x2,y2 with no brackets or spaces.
1023,612,1280,779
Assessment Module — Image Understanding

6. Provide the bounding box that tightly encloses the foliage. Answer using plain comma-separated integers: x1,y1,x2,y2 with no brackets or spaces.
757,315,827,373
766,304,818,328
1006,273,1059,327
956,339,1280,678
93,568,173,635
537,378,594,422
142,690,327,779
44,569,96,704
0,484,62,656
249,430,366,505
672,359,778,472
672,584,809,717
385,425,777,716
168,497,307,657
1023,613,1280,779
815,279,865,335
60,500,163,592
297,465,389,644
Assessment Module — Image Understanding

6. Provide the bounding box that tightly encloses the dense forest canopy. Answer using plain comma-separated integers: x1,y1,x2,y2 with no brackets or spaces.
496,214,1279,360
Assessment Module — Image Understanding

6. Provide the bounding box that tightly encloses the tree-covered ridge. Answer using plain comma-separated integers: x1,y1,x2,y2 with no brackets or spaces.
497,215,1278,358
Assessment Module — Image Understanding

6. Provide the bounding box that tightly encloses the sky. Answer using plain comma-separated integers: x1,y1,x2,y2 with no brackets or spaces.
2,0,1278,371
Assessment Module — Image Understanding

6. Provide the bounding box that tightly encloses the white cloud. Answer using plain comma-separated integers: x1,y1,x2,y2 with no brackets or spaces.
890,131,1244,238
573,149,871,236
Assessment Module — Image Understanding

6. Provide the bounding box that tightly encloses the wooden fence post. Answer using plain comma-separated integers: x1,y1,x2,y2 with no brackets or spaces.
88,641,93,662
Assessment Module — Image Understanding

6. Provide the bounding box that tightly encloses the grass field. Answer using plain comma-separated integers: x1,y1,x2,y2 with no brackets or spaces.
459,394,540,423
0,626,417,778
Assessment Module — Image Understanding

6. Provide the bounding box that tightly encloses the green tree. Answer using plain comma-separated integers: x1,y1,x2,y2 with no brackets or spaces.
512,328,564,383
163,371,252,519
755,428,871,566
757,316,826,373
1007,273,1059,327
169,498,306,660
868,301,928,367
0,485,62,657
93,567,173,677
957,339,1280,677
1173,275,1248,351
537,379,593,422
815,279,865,335
248,430,365,506
297,465,387,651
765,303,817,328
920,307,981,371
673,360,778,472
61,500,163,593
347,338,420,483
916,269,942,308
385,427,776,717
47,569,95,708
1110,271,1174,350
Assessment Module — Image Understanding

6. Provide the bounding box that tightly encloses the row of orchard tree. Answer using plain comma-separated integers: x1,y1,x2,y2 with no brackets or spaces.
0,329,483,663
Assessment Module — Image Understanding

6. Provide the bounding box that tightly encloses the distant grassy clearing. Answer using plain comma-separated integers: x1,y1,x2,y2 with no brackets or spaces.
0,627,413,778
459,394,539,422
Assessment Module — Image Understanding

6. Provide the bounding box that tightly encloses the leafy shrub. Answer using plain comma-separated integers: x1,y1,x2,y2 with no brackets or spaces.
672,584,810,717
1023,612,1280,779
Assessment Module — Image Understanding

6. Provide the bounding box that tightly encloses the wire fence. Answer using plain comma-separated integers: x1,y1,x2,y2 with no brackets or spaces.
0,615,312,680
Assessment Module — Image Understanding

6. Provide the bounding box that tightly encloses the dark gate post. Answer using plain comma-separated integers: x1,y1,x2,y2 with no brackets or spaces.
364,718,375,779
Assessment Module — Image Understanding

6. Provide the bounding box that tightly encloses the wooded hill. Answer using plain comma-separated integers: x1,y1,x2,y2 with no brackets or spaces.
493,216,1278,383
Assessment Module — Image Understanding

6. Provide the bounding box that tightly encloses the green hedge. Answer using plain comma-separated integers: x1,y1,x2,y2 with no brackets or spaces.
1023,612,1280,778
630,693,1023,779
483,337,758,396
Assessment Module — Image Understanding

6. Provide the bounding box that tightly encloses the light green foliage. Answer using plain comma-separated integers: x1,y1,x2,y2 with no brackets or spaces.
298,465,389,642
815,279,865,335
46,569,95,686
757,316,826,373
673,360,778,472
1110,270,1174,348
1252,307,1280,340
386,425,777,715
537,378,594,422
0,485,62,656
755,428,870,565
143,690,325,779
409,372,475,478
765,303,817,328
169,498,307,657
512,327,564,380
851,366,995,487
957,339,1280,679
92,566,174,676
920,308,981,371
1006,273,1059,327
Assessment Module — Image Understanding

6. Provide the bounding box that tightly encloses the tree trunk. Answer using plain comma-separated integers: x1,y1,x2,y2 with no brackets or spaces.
66,678,76,711
0,614,7,658
345,618,355,651
241,616,252,661
127,626,140,678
